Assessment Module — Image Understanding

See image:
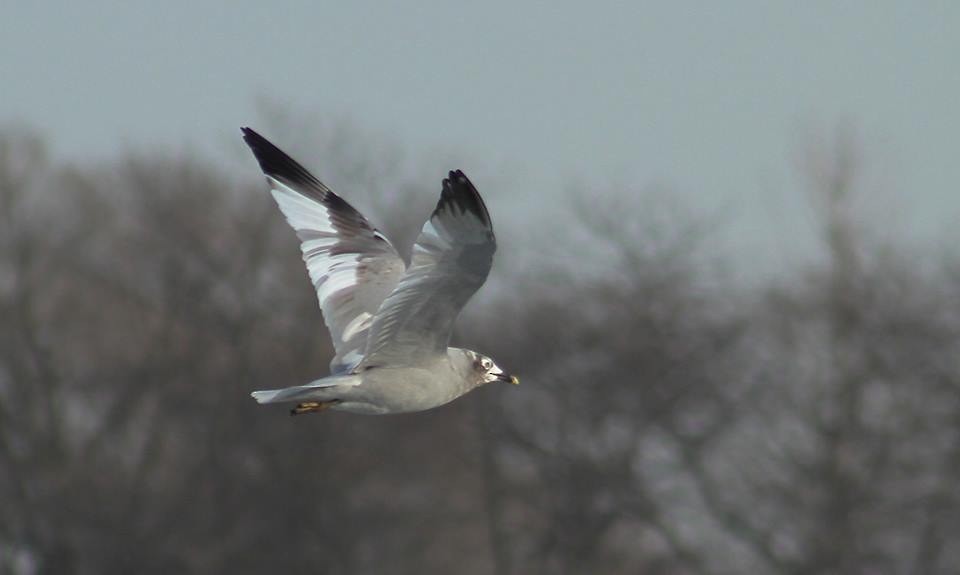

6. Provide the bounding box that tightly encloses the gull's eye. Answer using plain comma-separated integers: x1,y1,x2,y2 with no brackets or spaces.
481,358,492,370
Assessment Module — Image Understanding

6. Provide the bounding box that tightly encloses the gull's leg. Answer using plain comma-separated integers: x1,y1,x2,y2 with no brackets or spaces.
290,400,339,416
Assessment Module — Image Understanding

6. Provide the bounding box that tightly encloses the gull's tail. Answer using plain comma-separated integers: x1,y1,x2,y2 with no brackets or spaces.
251,375,360,404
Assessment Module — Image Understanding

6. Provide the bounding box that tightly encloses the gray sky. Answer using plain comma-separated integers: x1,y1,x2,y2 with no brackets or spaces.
3,1,958,277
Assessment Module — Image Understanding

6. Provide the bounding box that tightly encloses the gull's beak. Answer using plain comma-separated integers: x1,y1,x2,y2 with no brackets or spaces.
496,373,520,385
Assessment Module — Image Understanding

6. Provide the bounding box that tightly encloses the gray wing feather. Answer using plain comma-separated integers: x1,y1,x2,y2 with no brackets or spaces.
360,170,495,367
242,128,406,373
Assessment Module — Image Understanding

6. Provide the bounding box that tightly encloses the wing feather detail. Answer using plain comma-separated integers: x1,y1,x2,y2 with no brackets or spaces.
361,170,495,367
242,127,406,373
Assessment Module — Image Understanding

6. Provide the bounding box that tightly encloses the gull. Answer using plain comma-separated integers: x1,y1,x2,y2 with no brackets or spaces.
241,127,518,415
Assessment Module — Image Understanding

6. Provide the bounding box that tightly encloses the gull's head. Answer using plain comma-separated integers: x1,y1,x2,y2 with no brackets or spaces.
468,351,519,386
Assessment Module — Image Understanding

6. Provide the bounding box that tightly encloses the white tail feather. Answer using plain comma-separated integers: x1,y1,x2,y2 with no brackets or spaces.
250,375,360,404
250,389,285,404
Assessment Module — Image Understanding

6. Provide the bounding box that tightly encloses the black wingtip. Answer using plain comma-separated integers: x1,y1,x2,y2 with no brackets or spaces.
441,170,492,226
240,127,322,191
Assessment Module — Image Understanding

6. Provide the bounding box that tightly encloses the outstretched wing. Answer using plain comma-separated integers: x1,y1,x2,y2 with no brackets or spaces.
242,127,406,373
360,170,496,368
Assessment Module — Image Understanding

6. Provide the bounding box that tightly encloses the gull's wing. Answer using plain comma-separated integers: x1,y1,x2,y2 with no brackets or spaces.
242,127,406,373
360,170,496,368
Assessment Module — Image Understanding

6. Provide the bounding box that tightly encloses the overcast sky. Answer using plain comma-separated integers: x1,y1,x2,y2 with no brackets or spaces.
3,1,958,277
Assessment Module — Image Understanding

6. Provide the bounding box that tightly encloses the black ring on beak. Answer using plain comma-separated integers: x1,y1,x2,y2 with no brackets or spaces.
496,373,520,385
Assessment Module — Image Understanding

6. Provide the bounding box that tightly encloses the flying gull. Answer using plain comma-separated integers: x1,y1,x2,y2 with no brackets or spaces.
241,127,518,415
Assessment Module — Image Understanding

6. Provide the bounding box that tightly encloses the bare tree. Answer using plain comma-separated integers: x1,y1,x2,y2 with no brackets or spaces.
3,122,960,575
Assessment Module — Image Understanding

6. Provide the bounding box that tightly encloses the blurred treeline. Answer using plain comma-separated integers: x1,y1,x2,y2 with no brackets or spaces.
1,122,959,575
